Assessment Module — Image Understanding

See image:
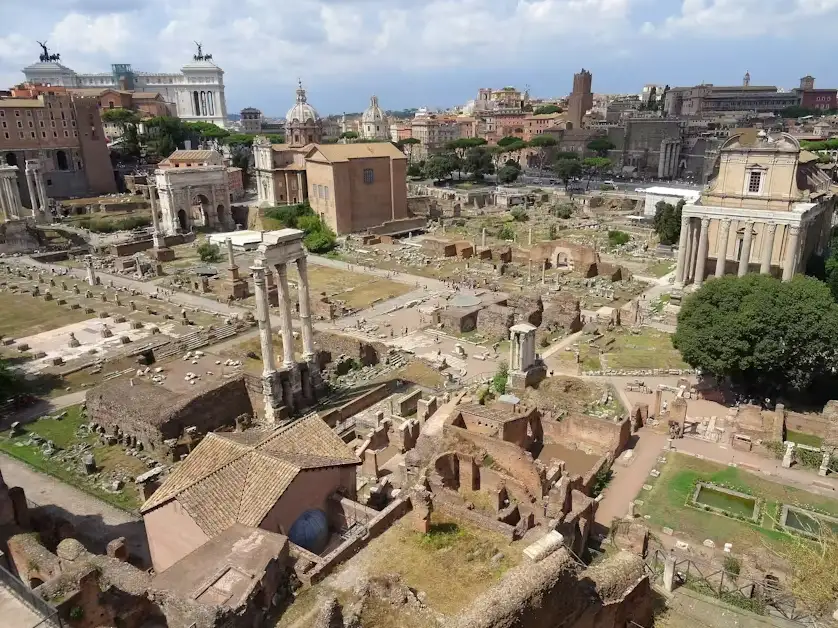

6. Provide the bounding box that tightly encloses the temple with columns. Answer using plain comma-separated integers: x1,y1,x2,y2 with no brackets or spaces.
675,130,836,288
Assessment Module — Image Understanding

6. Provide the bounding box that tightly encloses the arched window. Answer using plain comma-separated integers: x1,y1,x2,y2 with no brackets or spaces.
56,150,68,171
193,91,200,116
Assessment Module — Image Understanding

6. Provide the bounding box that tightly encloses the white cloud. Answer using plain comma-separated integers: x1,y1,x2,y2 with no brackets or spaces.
49,12,135,55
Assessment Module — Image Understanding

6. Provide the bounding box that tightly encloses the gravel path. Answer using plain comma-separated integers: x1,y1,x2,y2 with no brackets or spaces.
0,455,150,566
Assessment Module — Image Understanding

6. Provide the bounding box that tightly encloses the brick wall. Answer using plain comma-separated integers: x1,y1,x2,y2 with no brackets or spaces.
314,330,387,366
318,383,393,428
476,304,515,339
541,415,630,458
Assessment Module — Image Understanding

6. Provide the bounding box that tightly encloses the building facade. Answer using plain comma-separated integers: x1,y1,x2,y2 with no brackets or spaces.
254,138,409,235
410,112,459,159
361,96,389,140
240,107,263,133
674,130,835,288
0,84,116,202
664,84,799,116
793,76,837,111
22,44,228,128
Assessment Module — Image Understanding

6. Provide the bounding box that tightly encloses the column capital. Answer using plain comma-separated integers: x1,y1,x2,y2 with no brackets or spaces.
720,218,732,226
766,222,778,233
700,216,710,227
680,214,690,228
789,223,801,235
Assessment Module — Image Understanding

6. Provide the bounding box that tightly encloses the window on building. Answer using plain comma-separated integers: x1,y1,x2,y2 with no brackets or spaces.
108,101,114,108
363,168,374,184
16,121,21,128
14,110,20,117
30,132,35,138
18,132,23,139
324,187,329,200
3,133,8,139
747,171,763,194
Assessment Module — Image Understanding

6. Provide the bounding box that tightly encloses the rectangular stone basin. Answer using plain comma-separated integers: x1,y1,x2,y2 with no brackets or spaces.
693,483,759,520
781,505,838,537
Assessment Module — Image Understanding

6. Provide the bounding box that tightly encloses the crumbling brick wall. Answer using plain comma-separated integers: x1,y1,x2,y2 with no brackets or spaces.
506,292,544,327
542,292,582,332
440,307,480,333
540,414,630,459
421,237,456,257
314,330,388,366
476,304,515,339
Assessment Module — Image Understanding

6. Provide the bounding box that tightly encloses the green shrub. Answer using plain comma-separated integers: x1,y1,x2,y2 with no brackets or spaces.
723,555,741,578
492,362,509,395
552,204,573,219
197,242,222,263
591,467,613,497
497,224,515,240
76,215,152,233
510,207,528,222
69,607,84,620
607,230,630,246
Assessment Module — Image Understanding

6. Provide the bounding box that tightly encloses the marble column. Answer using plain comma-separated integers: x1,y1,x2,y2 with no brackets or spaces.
149,184,163,247
715,219,731,277
694,217,710,288
34,167,48,218
481,228,486,247
24,168,39,215
276,263,295,368
85,256,96,286
687,219,699,283
296,172,304,201
674,215,690,286
783,224,800,281
283,172,290,203
797,222,809,273
226,238,236,268
0,177,12,219
760,222,777,274
252,262,276,377
508,330,517,371
296,256,315,360
738,221,754,277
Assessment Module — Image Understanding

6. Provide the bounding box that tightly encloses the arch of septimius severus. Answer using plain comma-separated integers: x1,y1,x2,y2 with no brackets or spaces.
674,130,836,288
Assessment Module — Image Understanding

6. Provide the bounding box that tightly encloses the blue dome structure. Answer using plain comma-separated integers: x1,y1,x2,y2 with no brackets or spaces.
288,509,329,554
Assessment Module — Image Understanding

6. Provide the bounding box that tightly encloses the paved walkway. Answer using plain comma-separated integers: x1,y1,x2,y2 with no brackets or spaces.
309,254,449,292
595,427,667,526
0,455,150,566
0,585,44,628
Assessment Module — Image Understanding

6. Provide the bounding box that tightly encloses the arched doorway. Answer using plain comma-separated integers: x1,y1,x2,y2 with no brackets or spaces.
555,252,569,268
5,152,17,167
177,209,188,232
56,150,68,171
192,194,210,227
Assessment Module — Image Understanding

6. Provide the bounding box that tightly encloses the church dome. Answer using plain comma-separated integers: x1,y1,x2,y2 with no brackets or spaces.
286,80,319,123
362,96,385,123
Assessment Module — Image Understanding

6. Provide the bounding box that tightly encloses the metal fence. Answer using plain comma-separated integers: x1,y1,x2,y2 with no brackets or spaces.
0,562,62,628
644,547,814,625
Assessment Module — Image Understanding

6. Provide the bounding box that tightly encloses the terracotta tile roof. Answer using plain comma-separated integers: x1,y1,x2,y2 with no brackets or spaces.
141,416,359,535
307,142,406,163
159,150,221,166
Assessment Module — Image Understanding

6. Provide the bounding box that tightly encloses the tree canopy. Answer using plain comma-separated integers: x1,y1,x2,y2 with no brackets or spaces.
497,136,523,148
653,199,684,245
533,104,563,115
423,153,461,181
554,158,582,189
672,274,838,400
528,135,557,172
587,137,615,157
497,165,520,184
464,146,494,179
101,108,140,127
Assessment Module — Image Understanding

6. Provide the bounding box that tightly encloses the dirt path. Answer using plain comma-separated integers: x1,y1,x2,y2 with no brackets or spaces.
0,455,150,566
594,427,667,526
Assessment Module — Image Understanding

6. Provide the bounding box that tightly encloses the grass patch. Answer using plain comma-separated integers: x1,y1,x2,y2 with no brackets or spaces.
0,405,144,512
636,453,838,553
362,515,520,615
645,261,676,278
0,290,93,339
596,327,688,371
785,430,823,448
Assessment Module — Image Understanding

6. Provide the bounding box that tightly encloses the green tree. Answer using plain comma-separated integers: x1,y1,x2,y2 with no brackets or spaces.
552,203,573,219
186,121,230,142
583,156,612,188
396,137,420,163
407,162,424,178
548,223,558,239
197,242,222,263
497,136,522,148
587,137,615,157
0,359,23,403
264,201,313,228
423,153,460,182
672,274,838,399
533,104,562,115
497,165,520,184
102,108,142,158
653,199,684,245
554,158,582,190
143,116,191,157
224,133,256,147
340,131,359,141
101,107,140,127
266,133,285,144
464,146,494,179
492,362,509,394
528,135,558,173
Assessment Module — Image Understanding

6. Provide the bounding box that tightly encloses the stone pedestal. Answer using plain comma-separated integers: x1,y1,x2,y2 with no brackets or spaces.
782,442,795,469
819,451,830,477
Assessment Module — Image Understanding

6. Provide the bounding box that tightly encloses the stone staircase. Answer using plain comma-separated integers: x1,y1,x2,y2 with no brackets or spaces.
155,321,251,360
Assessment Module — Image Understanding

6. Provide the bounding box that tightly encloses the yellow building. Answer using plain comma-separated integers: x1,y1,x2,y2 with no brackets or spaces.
675,130,836,287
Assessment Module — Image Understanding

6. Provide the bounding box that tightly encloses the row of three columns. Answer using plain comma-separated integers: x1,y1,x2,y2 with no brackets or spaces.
251,256,315,376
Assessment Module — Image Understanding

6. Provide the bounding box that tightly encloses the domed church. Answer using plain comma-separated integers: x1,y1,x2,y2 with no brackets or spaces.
285,80,322,147
361,95,389,140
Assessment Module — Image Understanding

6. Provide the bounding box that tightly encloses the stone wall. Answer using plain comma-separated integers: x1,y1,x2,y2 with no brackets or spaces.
440,307,480,334
476,304,515,339
314,330,388,367
542,293,582,332
319,383,394,428
541,414,630,459
421,237,457,257
366,216,427,236
447,549,652,628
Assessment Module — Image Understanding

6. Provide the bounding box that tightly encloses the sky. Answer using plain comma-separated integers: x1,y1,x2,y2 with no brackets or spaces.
2,0,838,117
